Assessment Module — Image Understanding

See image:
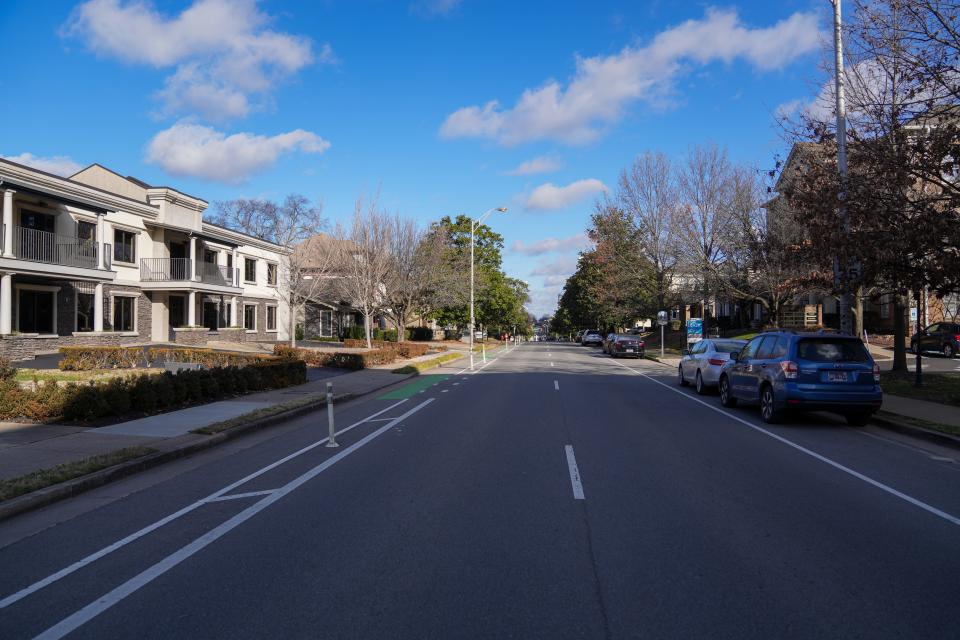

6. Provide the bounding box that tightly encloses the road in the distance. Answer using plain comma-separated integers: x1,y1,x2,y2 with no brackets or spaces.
1,343,959,639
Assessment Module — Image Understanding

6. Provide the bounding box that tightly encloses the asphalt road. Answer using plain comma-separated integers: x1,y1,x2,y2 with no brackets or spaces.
2,343,959,639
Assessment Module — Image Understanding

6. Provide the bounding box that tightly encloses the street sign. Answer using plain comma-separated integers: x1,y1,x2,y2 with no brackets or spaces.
657,310,668,326
686,317,704,343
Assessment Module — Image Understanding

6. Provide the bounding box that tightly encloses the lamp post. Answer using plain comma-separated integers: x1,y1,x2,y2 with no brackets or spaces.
830,0,853,335
470,207,507,370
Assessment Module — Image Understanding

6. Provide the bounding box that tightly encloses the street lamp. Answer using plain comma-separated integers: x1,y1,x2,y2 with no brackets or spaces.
470,206,507,370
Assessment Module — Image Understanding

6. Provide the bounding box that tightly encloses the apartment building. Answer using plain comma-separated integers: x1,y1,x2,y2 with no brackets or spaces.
0,159,289,361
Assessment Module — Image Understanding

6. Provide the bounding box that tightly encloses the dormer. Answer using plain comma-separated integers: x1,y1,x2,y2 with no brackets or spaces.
146,188,207,232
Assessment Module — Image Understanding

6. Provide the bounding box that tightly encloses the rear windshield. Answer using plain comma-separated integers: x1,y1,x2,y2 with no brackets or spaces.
714,341,745,353
796,338,870,363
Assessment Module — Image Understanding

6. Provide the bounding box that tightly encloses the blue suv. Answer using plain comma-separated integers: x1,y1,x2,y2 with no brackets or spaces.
717,331,882,425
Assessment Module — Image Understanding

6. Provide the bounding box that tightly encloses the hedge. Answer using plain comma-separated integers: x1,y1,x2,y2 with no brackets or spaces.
1,359,306,422
59,346,273,371
341,339,430,358
273,344,399,369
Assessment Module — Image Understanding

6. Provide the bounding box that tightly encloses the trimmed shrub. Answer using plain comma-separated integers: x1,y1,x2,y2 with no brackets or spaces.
409,327,434,341
146,348,272,368
344,325,366,340
273,344,336,367
0,357,17,381
59,347,144,371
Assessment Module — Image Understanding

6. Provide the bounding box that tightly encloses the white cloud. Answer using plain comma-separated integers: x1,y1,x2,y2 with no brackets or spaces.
542,275,568,287
504,155,562,176
63,0,329,121
145,122,330,183
530,255,577,276
1,153,83,177
441,8,820,145
410,0,462,18
525,179,607,211
511,233,590,256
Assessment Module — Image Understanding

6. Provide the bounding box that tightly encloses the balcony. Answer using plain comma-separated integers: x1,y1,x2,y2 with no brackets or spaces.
141,258,192,281
1,224,105,269
200,262,235,286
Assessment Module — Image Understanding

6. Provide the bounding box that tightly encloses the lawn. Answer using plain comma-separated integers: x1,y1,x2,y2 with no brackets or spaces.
880,371,960,408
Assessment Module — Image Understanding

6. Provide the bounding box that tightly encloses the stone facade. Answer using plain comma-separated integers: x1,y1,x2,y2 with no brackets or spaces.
172,328,210,346
241,296,281,343
213,327,246,343
0,332,139,361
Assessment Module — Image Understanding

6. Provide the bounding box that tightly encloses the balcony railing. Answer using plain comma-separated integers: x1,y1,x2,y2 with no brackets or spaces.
141,258,192,282
10,226,99,269
200,262,233,286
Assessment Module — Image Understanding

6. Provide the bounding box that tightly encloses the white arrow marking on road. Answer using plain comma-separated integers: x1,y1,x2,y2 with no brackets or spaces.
565,445,585,500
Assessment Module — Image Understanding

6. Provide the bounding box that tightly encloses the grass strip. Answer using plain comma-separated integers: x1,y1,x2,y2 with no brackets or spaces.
192,394,326,435
391,352,463,374
881,371,960,408
875,410,960,438
0,446,156,502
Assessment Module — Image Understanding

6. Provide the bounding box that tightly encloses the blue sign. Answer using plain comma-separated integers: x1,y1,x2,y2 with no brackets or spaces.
686,318,704,340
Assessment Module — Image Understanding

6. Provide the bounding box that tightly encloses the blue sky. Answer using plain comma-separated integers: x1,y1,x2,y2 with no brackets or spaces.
0,0,830,315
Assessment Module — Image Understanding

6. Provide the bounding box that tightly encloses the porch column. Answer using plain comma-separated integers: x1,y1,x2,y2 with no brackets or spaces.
2,189,15,258
231,248,239,286
94,283,104,332
0,272,12,334
231,295,238,326
190,235,198,281
187,290,196,326
96,213,106,270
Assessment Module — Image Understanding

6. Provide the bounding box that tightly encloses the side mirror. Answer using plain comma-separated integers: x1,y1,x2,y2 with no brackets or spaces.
729,352,740,362
682,349,690,356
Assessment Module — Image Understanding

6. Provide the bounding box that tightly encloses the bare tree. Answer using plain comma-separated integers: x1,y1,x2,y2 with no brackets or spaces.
212,195,332,347
617,151,681,312
334,195,396,349
383,215,428,342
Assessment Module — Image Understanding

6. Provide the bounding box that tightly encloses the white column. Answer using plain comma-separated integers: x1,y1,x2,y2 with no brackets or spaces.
0,272,12,334
190,236,198,281
232,248,239,286
94,283,104,332
96,213,105,270
2,190,15,258
188,291,196,326
231,295,239,326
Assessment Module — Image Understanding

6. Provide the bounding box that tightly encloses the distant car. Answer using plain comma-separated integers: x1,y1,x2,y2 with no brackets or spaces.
717,331,882,425
910,322,960,358
574,330,585,344
608,334,644,358
678,339,747,395
581,330,603,347
602,333,617,353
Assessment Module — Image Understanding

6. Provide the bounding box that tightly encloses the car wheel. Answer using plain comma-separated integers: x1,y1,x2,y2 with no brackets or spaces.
910,342,918,355
944,343,955,358
759,385,782,424
719,376,736,407
845,412,872,427
678,365,689,386
695,370,707,395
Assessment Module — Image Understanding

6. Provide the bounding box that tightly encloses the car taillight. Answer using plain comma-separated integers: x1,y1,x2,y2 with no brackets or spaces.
638,341,645,347
779,360,798,379
707,357,725,366
873,362,881,383
955,334,960,342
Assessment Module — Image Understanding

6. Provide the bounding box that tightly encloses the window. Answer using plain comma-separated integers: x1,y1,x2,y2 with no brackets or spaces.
113,296,135,332
754,336,780,359
78,220,96,242
76,293,94,332
267,263,277,286
739,337,764,361
113,229,136,263
244,304,257,331
266,306,277,331
320,310,333,337
796,338,869,363
244,257,257,283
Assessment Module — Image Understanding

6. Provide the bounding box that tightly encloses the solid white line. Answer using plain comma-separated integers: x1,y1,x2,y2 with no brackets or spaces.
564,445,585,500
203,490,276,503
0,398,410,610
607,359,960,527
441,389,449,393
34,399,436,640
554,380,559,391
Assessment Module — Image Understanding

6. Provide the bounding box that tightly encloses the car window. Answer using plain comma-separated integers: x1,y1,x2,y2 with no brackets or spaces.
739,336,764,360
767,336,790,359
692,341,707,354
754,336,779,359
927,323,942,333
714,341,745,353
796,338,870,362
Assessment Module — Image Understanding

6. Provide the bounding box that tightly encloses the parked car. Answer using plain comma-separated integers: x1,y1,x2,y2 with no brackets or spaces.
678,338,747,394
602,333,617,353
717,331,882,426
608,334,645,358
581,330,603,347
575,330,586,344
910,322,960,358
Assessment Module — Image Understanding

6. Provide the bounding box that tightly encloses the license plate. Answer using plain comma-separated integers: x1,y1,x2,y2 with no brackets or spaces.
625,349,634,353
827,371,848,382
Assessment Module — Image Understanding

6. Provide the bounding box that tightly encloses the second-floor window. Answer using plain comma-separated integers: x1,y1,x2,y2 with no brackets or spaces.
78,220,96,242
267,263,277,286
244,257,256,283
114,229,136,264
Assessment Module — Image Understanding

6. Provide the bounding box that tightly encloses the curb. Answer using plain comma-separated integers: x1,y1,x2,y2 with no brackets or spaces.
869,412,960,451
0,372,416,523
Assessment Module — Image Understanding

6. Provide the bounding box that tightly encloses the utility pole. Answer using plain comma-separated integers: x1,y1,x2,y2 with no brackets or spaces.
831,0,853,335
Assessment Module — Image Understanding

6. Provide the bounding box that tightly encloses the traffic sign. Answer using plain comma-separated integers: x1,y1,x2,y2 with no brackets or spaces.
657,310,668,326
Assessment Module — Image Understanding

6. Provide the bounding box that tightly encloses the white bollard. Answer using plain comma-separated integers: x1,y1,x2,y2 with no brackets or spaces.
325,381,339,448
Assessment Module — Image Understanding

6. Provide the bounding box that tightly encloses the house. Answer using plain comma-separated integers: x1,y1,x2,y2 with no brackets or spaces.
0,158,290,361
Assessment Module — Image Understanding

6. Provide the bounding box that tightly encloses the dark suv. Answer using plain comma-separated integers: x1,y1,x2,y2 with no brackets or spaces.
910,322,960,358
718,331,882,426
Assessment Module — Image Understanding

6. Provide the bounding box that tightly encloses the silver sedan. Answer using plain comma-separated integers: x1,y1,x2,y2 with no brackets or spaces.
678,338,748,395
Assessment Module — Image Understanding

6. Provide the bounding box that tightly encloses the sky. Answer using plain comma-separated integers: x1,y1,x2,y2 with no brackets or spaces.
0,0,832,316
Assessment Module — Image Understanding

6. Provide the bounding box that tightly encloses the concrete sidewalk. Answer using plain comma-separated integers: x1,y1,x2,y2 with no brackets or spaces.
0,363,451,483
